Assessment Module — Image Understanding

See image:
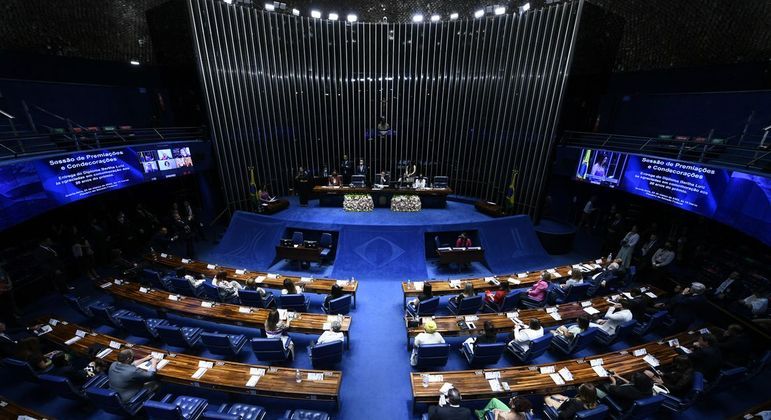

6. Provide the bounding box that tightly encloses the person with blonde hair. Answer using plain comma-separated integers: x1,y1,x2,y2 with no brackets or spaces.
411,320,445,366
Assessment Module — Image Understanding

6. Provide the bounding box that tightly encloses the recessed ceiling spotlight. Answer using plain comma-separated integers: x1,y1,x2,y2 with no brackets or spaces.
449,12,459,20
347,14,358,22
520,2,531,13
412,14,424,23
130,60,140,66
430,14,441,22
474,9,485,18
494,6,506,15
264,3,275,11
329,12,339,20
291,8,300,15
310,10,321,18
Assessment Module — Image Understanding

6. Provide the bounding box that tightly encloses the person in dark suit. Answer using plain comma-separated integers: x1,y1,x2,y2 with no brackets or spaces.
712,272,746,302
32,238,73,291
355,159,367,177
688,333,722,380
295,166,311,206
428,387,472,420
644,355,694,397
108,349,159,401
602,372,653,411
150,226,176,253
375,170,390,187
654,282,707,331
716,324,752,366
545,383,599,419
340,155,352,184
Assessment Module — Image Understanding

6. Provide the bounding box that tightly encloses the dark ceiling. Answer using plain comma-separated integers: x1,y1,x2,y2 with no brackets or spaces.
0,0,770,72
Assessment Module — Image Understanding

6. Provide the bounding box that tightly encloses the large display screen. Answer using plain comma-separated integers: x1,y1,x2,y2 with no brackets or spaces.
576,148,771,245
0,145,196,231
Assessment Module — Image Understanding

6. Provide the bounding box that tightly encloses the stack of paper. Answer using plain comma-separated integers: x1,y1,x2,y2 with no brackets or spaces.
539,366,556,374
156,359,170,370
335,280,348,286
558,367,574,381
206,264,217,270
449,280,461,288
549,312,562,321
589,358,603,366
427,375,444,382
633,348,647,357
48,319,59,326
545,307,558,314
139,287,149,293
96,348,113,359
109,341,122,349
245,376,261,387
550,373,565,385
517,273,527,278
667,339,680,347
238,307,251,314
507,277,520,285
250,368,266,376
484,371,501,379
643,355,660,367
75,330,87,338
581,301,593,307
235,269,246,275
255,276,265,283
488,379,503,392
198,361,213,368
160,253,168,258
267,273,278,279
300,277,313,283
547,269,557,274
592,366,609,377
191,367,208,379
181,258,191,264
278,309,288,320
168,294,179,301
201,301,214,308
413,282,424,291
465,315,479,322
307,373,324,381
583,307,600,315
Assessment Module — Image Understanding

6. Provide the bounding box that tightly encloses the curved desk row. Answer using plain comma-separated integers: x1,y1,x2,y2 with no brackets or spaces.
401,258,609,307
34,318,342,404
99,279,351,348
410,328,705,409
144,253,359,307
0,396,54,419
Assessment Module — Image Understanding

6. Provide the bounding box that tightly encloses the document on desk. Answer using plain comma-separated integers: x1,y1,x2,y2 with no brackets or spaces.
198,361,214,369
307,373,324,381
540,366,556,374
245,375,261,387
633,348,647,357
550,373,566,385
484,371,500,379
427,375,444,383
413,282,424,291
235,269,246,275
583,307,600,315
207,264,216,270
549,312,562,321
96,348,113,359
250,368,266,376
109,340,122,349
517,273,527,278
278,309,288,320
558,367,574,382
238,307,251,314
643,354,660,367
645,292,658,299
255,276,265,283
437,247,452,252
508,277,520,285
201,301,214,308
156,359,170,370
581,301,593,307
191,367,208,379
181,258,191,264
300,277,313,283
488,379,503,392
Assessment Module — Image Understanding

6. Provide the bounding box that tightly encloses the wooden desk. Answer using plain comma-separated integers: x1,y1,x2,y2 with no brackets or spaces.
401,259,607,308
437,248,485,266
474,200,506,217
143,253,359,307
405,287,663,348
99,279,351,347
410,329,705,409
34,318,342,405
258,199,289,215
0,396,55,419
275,245,324,264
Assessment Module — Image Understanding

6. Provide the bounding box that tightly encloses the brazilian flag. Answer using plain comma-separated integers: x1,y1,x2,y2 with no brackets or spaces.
504,169,519,211
248,166,258,203
578,149,592,179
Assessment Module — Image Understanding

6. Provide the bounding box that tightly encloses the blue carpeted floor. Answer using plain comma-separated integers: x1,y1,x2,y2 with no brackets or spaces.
1,198,768,419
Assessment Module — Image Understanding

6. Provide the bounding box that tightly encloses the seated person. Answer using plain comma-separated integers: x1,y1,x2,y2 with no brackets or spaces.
507,319,544,351
374,170,390,187
688,333,722,380
561,270,584,289
520,272,551,305
186,272,206,291
411,320,445,366
554,315,595,343
243,277,269,296
644,355,694,397
716,324,752,366
212,270,243,301
323,284,345,312
741,291,769,317
449,282,475,306
264,308,294,359
586,260,623,295
413,174,427,189
463,321,497,354
281,278,303,295
427,387,472,420
108,349,159,402
0,323,51,371
50,351,90,387
477,396,533,420
258,185,274,202
654,282,708,330
712,271,745,301
624,288,657,320
455,233,472,248
316,321,344,345
545,383,599,419
408,283,434,313
599,371,654,411
82,344,110,381
485,282,511,306
328,171,341,186
594,300,634,335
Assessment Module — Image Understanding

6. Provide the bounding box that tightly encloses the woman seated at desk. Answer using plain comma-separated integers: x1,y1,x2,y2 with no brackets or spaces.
328,171,342,186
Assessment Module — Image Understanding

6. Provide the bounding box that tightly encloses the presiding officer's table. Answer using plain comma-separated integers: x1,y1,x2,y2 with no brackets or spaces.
144,253,359,307
0,396,55,419
410,328,707,409
436,247,485,266
404,286,662,348
275,245,324,264
99,279,352,347
401,258,608,307
34,317,342,405
313,185,453,208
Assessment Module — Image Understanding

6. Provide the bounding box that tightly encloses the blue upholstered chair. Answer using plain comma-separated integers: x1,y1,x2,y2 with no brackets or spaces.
117,314,169,339
143,268,170,290
747,350,771,378
238,289,275,309
156,325,203,349
168,277,202,298
278,294,310,312
319,233,333,260
603,394,665,419
64,294,100,317
406,296,440,318
543,403,609,420
447,294,483,315
86,386,155,417
483,290,524,313
203,403,267,420
507,333,553,363
2,358,46,382
200,332,248,357
554,283,591,304
704,367,747,393
632,310,668,337
322,295,352,315
551,327,599,355
89,304,137,328
520,295,548,309
291,231,304,245
250,338,292,363
414,343,450,368
143,393,209,420
661,372,704,412
460,342,506,366
309,340,344,368
39,373,108,401
200,282,225,303
280,409,330,420
594,320,637,346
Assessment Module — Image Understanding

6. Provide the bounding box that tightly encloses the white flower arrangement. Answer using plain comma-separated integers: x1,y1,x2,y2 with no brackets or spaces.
391,194,422,212
343,194,374,212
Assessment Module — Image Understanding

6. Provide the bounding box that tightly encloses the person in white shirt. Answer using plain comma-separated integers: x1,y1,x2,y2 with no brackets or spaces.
594,301,634,335
413,175,427,189
411,320,445,366
212,270,243,300
561,271,584,289
651,242,675,269
713,271,742,301
742,293,769,316
616,226,640,268
507,319,544,351
316,321,344,345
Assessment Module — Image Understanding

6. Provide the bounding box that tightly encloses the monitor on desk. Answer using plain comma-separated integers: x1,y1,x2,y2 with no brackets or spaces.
433,176,448,188
303,240,318,248
351,175,366,187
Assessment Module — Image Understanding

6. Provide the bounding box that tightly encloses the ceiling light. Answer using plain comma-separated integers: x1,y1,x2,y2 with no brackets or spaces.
449,13,459,20
430,14,440,22
412,14,424,23
291,8,300,15
520,2,531,12
264,3,275,11
130,60,140,66
223,0,233,4
329,12,339,20
347,14,358,22
310,10,321,18
494,6,506,15
474,9,485,18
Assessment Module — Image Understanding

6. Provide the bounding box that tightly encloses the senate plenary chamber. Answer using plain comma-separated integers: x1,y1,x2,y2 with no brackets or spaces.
0,0,769,419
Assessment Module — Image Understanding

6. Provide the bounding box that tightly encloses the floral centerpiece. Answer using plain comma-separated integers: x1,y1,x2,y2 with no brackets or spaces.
343,194,374,212
391,194,422,212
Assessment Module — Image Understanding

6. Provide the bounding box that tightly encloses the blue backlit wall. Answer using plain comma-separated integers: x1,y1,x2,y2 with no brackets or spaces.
188,0,584,217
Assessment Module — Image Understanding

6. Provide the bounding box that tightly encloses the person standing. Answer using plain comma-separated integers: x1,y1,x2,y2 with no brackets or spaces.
295,166,310,206
617,225,640,268
340,155,352,184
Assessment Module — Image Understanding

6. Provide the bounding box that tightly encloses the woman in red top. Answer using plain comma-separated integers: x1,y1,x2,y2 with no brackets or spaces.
485,281,511,305
456,232,472,247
